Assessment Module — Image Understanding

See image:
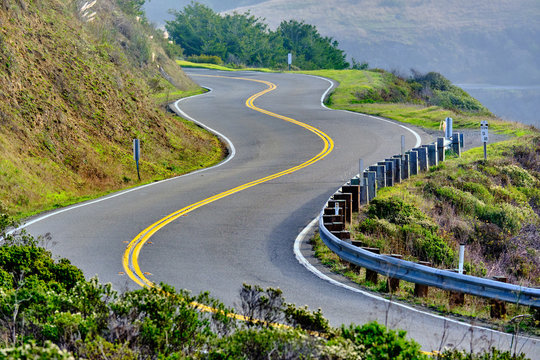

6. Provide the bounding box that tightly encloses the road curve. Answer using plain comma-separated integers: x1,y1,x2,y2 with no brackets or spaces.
23,69,538,356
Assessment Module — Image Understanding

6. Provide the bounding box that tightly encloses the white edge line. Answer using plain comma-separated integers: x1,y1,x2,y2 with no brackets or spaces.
297,73,422,148
293,217,533,349
7,88,236,235
292,74,532,347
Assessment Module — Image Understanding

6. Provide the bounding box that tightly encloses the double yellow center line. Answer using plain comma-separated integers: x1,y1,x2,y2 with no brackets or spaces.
122,74,334,288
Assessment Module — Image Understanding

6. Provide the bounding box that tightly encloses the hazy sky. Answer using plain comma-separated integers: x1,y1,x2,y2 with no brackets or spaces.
143,0,263,25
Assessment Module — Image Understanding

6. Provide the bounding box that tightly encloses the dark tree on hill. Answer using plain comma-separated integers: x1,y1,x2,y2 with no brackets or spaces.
166,2,224,57
277,19,349,70
165,1,349,69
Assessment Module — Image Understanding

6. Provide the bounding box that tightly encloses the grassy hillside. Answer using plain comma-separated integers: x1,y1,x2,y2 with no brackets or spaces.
286,68,539,325
229,0,540,86
0,0,225,218
298,69,534,136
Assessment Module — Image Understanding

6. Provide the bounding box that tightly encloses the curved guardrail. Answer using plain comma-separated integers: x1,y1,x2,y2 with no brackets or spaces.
318,134,540,308
319,213,540,307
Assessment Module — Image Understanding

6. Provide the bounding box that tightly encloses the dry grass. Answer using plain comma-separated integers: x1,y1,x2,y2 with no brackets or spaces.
310,233,538,335
0,0,224,218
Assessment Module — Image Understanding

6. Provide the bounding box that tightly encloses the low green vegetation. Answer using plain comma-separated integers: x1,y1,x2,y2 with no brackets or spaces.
312,136,540,330
177,60,276,73
166,2,349,70
299,69,533,136
352,137,540,286
0,214,531,359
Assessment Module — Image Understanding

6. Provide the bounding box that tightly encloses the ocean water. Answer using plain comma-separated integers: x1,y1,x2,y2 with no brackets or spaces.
458,84,540,129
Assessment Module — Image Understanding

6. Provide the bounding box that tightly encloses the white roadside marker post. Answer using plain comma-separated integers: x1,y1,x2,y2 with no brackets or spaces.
458,244,465,274
481,120,489,160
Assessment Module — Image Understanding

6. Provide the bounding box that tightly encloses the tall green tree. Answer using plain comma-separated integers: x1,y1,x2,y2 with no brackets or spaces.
166,1,349,69
277,19,349,69
166,2,224,57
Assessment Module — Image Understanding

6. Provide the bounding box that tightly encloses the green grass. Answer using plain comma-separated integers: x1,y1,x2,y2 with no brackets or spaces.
152,87,207,105
298,69,534,136
177,60,277,73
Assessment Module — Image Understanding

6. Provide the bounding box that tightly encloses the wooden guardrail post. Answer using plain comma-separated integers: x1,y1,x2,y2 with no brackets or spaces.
359,183,368,205
363,171,377,201
452,133,462,157
380,160,394,187
437,137,445,162
342,185,360,212
333,193,352,224
388,254,403,292
490,276,507,318
414,261,432,297
407,150,419,176
370,165,386,189
363,247,380,284
426,144,438,167
448,269,466,306
394,154,409,180
388,158,401,183
414,147,428,172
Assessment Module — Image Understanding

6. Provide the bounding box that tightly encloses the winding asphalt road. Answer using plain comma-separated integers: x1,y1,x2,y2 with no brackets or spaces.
23,69,538,356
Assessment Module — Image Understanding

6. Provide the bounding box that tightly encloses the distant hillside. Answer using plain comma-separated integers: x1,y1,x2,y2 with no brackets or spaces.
228,0,540,86
143,0,265,25
0,0,224,216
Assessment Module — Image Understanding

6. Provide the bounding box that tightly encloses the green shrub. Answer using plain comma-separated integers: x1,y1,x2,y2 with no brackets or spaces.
431,89,486,112
207,328,322,360
410,71,452,92
460,182,493,203
367,196,426,225
401,224,454,266
114,284,210,356
0,341,75,359
471,222,509,260
357,218,398,238
476,203,522,234
434,186,481,215
284,304,330,333
187,54,223,65
0,268,13,288
499,164,538,188
75,336,137,360
0,244,84,290
340,321,427,360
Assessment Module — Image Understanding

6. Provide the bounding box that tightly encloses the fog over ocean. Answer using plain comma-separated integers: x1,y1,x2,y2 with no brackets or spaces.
459,85,540,128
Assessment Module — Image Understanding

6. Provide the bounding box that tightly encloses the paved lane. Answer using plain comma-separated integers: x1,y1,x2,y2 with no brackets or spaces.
23,69,538,356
